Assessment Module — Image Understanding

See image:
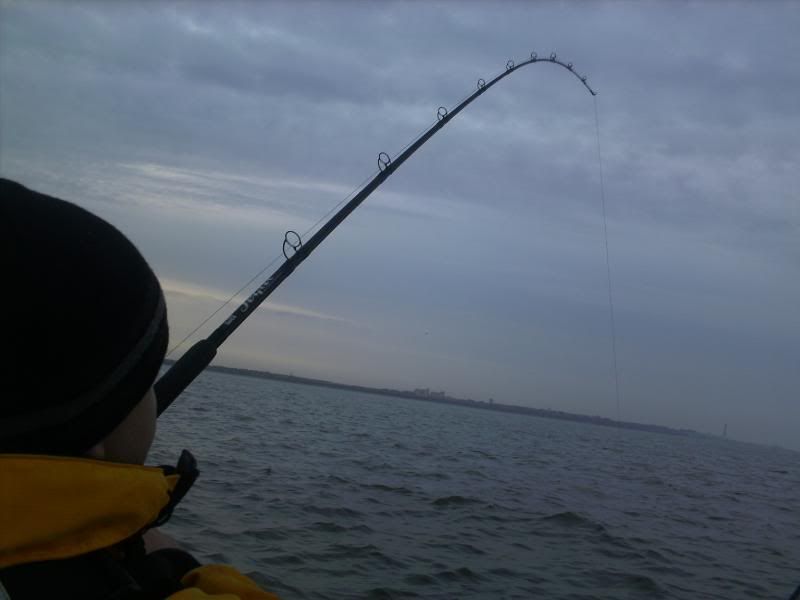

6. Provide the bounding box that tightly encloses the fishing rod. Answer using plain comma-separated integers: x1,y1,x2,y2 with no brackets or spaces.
155,52,597,415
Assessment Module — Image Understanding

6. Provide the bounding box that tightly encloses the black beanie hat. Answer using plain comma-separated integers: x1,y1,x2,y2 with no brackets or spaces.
1,178,168,455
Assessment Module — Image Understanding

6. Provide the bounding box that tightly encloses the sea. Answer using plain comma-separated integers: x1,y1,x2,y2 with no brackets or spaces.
150,369,800,600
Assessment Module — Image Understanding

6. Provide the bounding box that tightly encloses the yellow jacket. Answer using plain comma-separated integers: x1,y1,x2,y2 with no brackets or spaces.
0,454,279,599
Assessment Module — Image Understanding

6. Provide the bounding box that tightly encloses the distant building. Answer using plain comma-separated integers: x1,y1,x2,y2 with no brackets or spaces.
430,391,446,398
413,388,430,397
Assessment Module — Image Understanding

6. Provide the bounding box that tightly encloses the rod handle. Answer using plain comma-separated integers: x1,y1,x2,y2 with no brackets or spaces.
155,339,218,415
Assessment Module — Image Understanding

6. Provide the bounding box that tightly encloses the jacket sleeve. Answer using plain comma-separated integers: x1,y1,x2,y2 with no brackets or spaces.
168,564,280,599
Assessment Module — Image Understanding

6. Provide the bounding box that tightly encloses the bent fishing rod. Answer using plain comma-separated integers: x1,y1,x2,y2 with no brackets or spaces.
155,52,597,416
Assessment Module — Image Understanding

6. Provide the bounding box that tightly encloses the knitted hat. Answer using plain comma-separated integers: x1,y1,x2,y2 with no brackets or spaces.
0,178,168,455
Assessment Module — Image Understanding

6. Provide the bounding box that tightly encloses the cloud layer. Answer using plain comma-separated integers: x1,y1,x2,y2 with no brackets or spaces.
1,1,798,449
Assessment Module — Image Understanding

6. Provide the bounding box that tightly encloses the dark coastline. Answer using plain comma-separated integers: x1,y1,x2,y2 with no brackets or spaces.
166,360,697,437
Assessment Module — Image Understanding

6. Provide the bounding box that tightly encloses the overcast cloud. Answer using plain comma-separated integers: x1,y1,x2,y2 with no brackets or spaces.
1,1,798,450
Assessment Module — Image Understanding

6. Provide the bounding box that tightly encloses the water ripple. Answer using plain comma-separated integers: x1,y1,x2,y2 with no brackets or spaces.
151,370,800,600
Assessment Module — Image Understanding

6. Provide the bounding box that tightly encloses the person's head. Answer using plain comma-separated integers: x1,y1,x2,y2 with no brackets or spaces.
1,178,168,463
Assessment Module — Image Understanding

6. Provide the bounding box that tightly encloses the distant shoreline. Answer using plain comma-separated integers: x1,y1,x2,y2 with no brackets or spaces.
164,360,698,437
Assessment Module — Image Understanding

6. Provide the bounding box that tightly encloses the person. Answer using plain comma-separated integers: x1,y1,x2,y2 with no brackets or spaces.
0,178,280,599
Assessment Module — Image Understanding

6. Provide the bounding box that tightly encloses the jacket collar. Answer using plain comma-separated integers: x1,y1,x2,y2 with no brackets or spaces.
0,452,193,569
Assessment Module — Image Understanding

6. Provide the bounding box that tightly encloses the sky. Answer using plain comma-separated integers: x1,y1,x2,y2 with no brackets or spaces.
1,1,798,450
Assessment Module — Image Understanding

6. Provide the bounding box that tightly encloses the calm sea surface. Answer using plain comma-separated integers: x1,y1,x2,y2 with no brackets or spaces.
150,370,800,599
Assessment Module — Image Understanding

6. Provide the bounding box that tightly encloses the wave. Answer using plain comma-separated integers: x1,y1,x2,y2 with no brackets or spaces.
302,505,363,518
365,587,420,599
310,521,374,534
433,567,482,582
363,483,415,495
541,510,604,530
432,495,482,507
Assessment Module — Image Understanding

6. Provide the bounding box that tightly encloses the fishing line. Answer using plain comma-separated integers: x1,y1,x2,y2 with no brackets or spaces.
166,62,566,359
166,172,375,358
156,53,598,414
166,116,443,359
165,254,284,358
593,95,621,421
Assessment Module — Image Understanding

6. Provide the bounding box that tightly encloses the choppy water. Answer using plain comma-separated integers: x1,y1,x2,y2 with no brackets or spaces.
150,370,800,599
